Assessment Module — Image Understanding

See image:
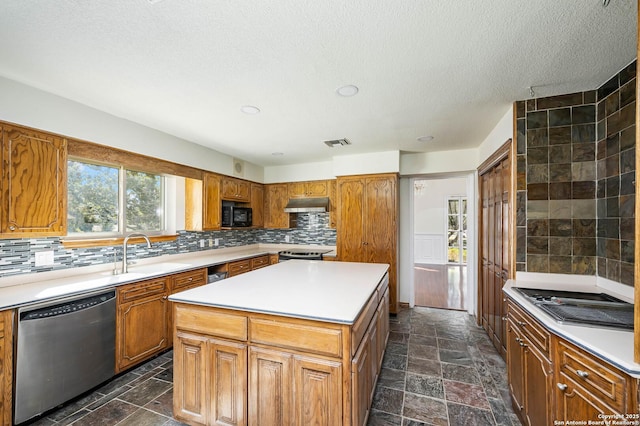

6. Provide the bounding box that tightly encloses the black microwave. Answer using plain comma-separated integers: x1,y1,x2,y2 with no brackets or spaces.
222,206,252,227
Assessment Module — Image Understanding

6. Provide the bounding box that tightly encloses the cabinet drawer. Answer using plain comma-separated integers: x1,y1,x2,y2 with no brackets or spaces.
508,301,550,356
351,292,378,357
228,259,251,276
172,268,207,291
250,255,269,270
250,318,343,358
174,304,248,341
118,277,168,303
557,339,629,413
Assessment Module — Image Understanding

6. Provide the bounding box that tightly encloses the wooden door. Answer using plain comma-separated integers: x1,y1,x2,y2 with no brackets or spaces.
250,183,264,228
523,344,552,426
1,124,67,237
203,173,222,230
293,355,342,426
336,177,366,262
328,180,337,229
556,376,616,423
174,331,208,425
248,347,292,426
0,310,13,426
351,334,371,426
506,321,525,419
264,184,290,229
210,339,247,426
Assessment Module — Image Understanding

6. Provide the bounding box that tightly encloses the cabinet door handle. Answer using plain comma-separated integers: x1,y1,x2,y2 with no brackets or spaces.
501,316,507,321
8,225,15,231
517,321,527,327
557,383,568,391
162,295,168,300
576,370,589,379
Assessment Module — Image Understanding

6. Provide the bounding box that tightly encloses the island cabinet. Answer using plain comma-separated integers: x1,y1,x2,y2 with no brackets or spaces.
506,300,552,426
336,173,398,314
0,309,14,426
172,275,390,426
222,176,250,202
1,123,67,238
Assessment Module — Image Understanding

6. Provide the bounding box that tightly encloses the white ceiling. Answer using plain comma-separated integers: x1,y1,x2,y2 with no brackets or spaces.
0,1,636,167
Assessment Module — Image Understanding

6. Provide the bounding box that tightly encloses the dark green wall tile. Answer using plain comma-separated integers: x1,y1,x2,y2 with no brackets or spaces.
605,134,620,156
516,101,526,119
621,240,634,263
516,119,526,154
549,145,571,164
573,238,596,256
620,171,635,195
620,126,635,151
549,237,573,255
620,148,634,173
573,219,596,237
605,176,619,197
573,257,596,275
620,218,634,240
572,105,595,124
549,163,571,182
598,75,619,100
619,61,636,87
537,92,584,109
527,183,548,200
605,154,620,177
572,181,595,199
549,126,572,145
571,124,596,144
527,219,549,236
527,128,549,147
526,99,536,111
584,91,596,104
618,102,635,131
549,256,572,273
572,143,595,162
549,108,571,127
517,227,526,262
619,194,634,218
620,262,634,286
527,255,549,272
549,219,572,236
549,182,571,200
606,259,621,282
604,93,620,117
527,236,549,254
527,164,549,183
527,111,547,129
620,80,635,109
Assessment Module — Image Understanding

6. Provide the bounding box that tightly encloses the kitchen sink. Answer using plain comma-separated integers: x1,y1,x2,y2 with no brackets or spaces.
513,287,634,330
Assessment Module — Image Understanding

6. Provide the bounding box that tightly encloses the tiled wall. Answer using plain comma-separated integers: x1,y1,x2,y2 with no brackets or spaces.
515,61,636,286
0,212,336,278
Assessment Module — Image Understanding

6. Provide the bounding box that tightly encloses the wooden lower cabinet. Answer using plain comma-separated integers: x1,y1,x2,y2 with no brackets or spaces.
0,309,14,426
173,276,389,425
116,277,171,373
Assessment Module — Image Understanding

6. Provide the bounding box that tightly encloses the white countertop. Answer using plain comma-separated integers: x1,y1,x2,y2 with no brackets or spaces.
169,260,389,324
503,277,640,377
0,244,335,310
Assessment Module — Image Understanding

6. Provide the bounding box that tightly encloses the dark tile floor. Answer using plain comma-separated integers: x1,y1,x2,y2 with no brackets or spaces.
25,307,519,426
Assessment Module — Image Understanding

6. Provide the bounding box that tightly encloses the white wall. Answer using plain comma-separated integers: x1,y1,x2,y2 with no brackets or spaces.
263,161,334,183
333,151,400,176
400,148,478,175
0,76,264,182
414,178,467,234
477,105,513,164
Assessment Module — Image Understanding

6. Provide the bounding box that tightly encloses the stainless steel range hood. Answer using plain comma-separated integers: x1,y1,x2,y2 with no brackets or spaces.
283,197,329,213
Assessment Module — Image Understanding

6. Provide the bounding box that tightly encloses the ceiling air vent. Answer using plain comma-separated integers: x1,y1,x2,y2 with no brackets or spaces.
324,138,351,148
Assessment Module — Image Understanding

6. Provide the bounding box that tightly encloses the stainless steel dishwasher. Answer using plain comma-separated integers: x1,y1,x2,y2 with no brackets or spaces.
14,289,116,424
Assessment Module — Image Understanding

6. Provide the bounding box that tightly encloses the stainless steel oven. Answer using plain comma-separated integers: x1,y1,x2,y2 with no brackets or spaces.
278,249,331,262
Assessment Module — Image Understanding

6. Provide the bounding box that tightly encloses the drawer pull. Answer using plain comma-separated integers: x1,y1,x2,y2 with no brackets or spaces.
517,321,527,327
502,316,507,321
576,369,589,379
519,341,527,347
557,383,568,391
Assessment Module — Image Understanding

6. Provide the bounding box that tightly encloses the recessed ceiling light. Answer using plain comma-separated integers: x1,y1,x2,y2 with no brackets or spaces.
240,105,260,115
336,85,359,97
417,135,434,142
272,152,284,156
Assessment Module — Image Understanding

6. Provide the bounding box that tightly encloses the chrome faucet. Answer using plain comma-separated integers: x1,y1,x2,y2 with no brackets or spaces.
122,233,152,274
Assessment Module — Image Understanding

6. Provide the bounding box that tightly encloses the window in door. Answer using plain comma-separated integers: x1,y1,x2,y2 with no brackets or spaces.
447,196,467,264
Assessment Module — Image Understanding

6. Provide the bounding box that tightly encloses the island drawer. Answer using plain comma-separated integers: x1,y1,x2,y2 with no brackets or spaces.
174,304,248,341
118,277,169,303
556,339,629,413
228,259,252,276
507,300,550,356
351,292,378,356
250,318,343,358
172,268,207,291
250,255,270,270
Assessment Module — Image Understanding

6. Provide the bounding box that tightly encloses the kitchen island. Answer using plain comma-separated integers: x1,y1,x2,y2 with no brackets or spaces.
169,260,390,426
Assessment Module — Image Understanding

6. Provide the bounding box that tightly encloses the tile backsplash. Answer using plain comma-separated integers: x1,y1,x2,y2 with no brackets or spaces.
0,212,336,278
515,60,636,286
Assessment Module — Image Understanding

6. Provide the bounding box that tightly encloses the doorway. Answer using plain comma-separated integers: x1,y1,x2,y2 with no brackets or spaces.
413,176,470,310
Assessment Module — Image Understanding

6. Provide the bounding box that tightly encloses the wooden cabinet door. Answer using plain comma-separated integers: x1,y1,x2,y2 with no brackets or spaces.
293,355,342,426
203,173,222,230
264,184,290,229
174,331,208,425
210,338,247,426
222,177,250,202
250,183,264,228
288,182,307,198
555,375,616,423
336,177,366,262
351,333,371,426
1,124,67,237
306,181,328,197
506,321,525,418
248,347,292,426
523,343,552,426
116,278,170,372
0,310,13,426
377,287,390,371
228,259,252,276
328,180,337,229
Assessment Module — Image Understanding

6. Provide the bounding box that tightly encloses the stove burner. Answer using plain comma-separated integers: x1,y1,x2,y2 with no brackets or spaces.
278,249,331,261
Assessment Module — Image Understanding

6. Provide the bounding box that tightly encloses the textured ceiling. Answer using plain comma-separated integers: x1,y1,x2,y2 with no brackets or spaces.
0,1,636,166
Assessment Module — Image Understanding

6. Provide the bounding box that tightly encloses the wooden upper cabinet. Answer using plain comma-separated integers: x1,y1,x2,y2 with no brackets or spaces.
185,172,222,231
264,184,291,229
328,180,337,229
250,183,264,228
288,180,328,198
221,177,250,202
1,124,67,237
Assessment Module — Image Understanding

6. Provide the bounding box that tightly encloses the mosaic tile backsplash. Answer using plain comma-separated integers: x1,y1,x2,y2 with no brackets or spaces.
515,60,636,285
0,213,336,278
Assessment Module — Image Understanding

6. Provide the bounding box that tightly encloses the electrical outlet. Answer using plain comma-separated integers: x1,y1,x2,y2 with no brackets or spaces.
199,239,205,248
285,235,290,243
214,238,219,246
208,238,213,247
35,250,54,267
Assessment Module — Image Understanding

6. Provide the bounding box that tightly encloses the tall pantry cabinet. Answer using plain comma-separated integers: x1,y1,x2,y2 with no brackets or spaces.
337,173,399,314
478,140,513,358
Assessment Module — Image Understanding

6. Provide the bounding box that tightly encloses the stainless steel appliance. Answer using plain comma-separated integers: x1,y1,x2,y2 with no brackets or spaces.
513,287,633,330
278,249,331,262
14,290,116,424
222,205,252,227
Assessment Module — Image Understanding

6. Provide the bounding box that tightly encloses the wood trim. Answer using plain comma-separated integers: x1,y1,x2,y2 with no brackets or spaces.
635,0,640,364
477,138,512,176
67,138,203,180
61,234,178,248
